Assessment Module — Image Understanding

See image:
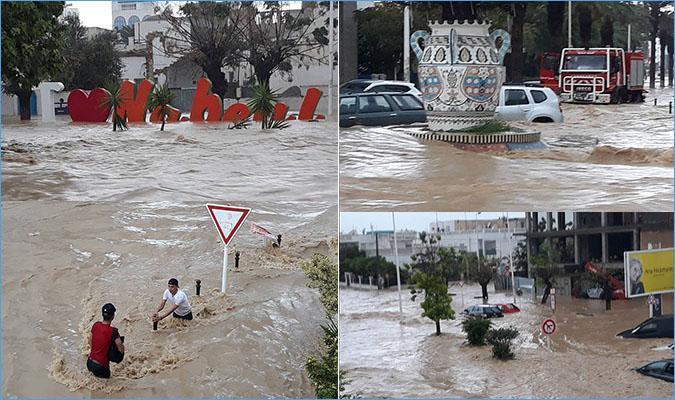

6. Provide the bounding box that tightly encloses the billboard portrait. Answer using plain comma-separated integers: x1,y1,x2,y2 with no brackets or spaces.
624,248,674,298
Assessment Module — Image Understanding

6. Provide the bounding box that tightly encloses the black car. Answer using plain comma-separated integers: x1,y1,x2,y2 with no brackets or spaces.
636,359,674,382
617,315,674,339
463,304,504,318
339,92,426,128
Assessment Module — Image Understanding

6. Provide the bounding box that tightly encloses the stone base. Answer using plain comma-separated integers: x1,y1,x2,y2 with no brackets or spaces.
408,130,541,145
427,113,495,131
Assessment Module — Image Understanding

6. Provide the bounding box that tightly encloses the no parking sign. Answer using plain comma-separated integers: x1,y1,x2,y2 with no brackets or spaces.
542,319,556,335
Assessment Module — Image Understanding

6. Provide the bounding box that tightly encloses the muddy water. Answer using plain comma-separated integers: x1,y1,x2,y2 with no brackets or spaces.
340,87,673,211
2,118,337,397
340,284,674,398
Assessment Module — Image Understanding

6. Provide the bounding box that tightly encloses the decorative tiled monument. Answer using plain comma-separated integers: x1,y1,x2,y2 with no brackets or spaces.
411,20,509,131
410,20,540,148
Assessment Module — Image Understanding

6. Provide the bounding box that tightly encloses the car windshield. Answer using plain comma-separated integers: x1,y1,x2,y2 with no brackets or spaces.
563,54,607,70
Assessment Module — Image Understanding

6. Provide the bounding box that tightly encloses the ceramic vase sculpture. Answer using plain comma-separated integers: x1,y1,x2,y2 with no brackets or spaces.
411,20,511,131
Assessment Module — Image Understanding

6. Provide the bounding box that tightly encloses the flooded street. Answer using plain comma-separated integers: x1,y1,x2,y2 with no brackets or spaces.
2,118,337,397
340,87,673,211
340,285,674,398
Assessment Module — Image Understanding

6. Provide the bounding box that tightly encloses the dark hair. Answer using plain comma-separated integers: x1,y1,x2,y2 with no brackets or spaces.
102,312,114,321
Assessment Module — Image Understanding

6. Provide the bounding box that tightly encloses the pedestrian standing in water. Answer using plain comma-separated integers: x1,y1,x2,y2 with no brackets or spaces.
153,278,193,322
87,303,125,379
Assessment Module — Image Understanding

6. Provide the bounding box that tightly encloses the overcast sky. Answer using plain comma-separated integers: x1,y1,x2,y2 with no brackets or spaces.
340,212,526,233
70,2,113,29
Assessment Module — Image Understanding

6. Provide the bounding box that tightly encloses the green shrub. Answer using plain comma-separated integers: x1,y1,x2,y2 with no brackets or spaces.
486,327,519,360
461,317,491,346
456,121,511,134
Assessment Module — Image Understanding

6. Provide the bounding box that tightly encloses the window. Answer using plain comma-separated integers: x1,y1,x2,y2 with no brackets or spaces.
647,361,668,371
372,85,408,93
128,15,140,26
563,55,607,70
340,97,357,115
391,95,424,110
636,322,657,333
530,90,548,103
666,363,674,375
358,95,392,113
120,3,137,10
504,89,529,106
113,16,126,29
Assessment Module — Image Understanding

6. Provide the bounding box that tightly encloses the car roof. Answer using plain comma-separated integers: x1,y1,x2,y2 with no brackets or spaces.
367,80,414,86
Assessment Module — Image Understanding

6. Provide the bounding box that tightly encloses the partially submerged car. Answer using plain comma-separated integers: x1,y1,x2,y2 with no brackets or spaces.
340,79,423,99
617,316,674,339
463,304,504,318
495,84,564,123
339,92,426,128
635,359,674,382
494,303,521,313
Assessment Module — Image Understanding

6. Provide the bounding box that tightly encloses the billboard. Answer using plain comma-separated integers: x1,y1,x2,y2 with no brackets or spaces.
624,248,674,298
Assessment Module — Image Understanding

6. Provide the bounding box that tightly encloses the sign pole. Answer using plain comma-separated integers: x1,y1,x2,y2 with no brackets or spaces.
222,245,228,293
392,212,403,321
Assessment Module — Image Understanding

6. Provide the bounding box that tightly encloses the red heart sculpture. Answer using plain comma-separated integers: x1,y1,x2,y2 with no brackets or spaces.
67,88,112,122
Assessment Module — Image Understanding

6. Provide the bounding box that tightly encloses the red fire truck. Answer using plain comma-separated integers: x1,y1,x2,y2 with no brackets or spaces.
539,47,646,104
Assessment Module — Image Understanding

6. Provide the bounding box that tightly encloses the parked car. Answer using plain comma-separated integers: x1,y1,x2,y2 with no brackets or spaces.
495,303,521,313
339,92,426,128
635,359,674,382
340,79,423,99
463,304,504,318
617,316,674,339
495,84,564,123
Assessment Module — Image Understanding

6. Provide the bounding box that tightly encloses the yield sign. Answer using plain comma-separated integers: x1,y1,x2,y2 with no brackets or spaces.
206,204,251,245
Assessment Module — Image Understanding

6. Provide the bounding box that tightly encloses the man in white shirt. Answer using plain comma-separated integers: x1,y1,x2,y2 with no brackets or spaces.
153,278,193,322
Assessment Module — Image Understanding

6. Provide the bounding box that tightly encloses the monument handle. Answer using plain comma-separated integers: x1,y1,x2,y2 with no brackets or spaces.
489,29,511,65
410,30,429,61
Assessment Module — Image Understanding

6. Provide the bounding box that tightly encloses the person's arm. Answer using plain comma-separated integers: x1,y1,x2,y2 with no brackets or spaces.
155,299,167,315
115,336,124,353
156,303,179,320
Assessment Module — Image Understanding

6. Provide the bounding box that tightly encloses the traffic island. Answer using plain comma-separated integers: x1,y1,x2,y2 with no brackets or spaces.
406,127,545,152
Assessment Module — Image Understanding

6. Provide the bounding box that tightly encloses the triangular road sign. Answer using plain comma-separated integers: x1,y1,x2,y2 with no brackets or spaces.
206,204,251,245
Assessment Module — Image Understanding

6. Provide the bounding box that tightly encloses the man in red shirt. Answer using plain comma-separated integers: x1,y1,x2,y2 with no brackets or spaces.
87,303,124,378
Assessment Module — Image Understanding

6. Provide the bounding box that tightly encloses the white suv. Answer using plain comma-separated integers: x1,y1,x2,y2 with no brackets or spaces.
495,85,563,123
340,79,423,99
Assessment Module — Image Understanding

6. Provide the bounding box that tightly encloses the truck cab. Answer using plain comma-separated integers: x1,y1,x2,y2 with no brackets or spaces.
540,48,645,104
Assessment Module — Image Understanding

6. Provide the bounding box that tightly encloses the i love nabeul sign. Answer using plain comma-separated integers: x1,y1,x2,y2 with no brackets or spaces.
67,77,324,123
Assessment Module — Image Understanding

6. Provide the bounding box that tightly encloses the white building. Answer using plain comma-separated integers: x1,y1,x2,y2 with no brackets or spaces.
112,1,157,30
112,2,337,111
430,218,526,259
340,230,420,265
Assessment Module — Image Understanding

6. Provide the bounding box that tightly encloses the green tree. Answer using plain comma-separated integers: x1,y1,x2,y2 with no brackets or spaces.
462,317,491,346
247,85,289,130
513,240,528,276
486,326,519,360
147,84,176,131
2,1,66,120
101,81,127,132
237,2,329,88
302,253,340,398
409,232,455,335
57,15,122,90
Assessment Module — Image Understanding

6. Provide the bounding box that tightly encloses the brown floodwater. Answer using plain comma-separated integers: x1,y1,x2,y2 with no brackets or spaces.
2,118,337,397
340,87,674,211
339,284,674,398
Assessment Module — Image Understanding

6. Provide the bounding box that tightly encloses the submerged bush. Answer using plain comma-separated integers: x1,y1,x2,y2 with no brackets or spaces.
486,327,519,360
462,317,492,346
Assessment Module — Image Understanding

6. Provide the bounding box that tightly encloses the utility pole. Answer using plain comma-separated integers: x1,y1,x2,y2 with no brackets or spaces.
568,1,572,47
404,5,411,82
328,0,334,116
392,213,403,321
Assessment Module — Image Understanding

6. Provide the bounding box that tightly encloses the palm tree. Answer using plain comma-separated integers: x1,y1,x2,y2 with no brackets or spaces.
101,81,127,132
147,84,175,131
247,85,288,130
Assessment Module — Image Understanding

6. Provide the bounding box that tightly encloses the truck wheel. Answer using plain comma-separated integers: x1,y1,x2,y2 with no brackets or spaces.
610,88,621,104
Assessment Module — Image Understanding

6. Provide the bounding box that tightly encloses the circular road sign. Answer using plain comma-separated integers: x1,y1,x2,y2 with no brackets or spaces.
542,319,556,335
